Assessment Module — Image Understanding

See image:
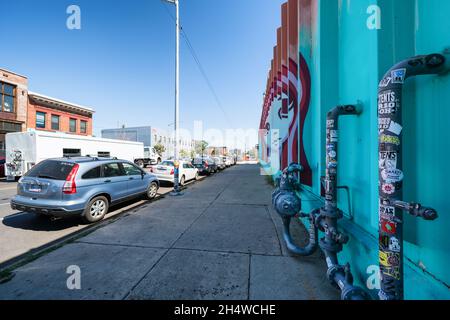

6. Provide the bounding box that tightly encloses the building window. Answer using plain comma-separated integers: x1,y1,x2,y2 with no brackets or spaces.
36,112,46,129
80,120,87,134
0,82,15,113
69,118,77,133
51,115,60,131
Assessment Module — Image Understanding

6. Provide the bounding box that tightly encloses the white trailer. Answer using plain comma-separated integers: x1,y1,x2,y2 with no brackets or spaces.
5,130,144,179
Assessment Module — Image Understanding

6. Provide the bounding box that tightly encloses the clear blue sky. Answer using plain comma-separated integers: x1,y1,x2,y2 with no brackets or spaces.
0,0,283,147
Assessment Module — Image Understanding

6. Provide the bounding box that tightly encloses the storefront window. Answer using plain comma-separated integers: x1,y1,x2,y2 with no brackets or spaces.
69,118,77,133
36,112,46,129
0,82,16,113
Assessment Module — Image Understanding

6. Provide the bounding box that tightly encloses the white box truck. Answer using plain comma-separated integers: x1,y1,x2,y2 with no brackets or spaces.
5,130,144,180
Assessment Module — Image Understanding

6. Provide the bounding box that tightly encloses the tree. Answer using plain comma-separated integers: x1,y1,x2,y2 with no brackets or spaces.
195,140,209,157
180,149,189,159
153,143,166,156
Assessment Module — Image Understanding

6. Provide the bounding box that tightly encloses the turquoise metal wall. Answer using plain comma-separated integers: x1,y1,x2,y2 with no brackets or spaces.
261,0,450,299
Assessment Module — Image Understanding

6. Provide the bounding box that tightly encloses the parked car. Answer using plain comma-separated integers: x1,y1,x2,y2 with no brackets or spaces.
222,156,233,167
193,157,217,175
0,156,5,178
150,160,198,186
10,157,159,223
213,157,226,170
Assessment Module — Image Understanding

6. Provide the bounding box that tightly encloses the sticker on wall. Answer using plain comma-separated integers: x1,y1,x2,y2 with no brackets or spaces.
379,234,390,250
381,219,397,234
380,134,400,146
383,267,400,280
379,118,391,131
387,121,403,135
327,120,334,128
382,183,396,195
328,160,337,168
379,203,395,221
391,68,407,84
379,251,400,267
330,130,339,142
328,150,337,158
388,236,401,252
378,90,400,115
381,168,404,183
379,151,398,169
379,77,392,88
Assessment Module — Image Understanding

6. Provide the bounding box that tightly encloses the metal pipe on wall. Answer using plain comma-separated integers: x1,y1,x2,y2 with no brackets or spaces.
377,53,448,300
318,104,370,300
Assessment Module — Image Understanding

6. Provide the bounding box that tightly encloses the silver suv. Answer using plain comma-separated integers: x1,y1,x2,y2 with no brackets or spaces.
10,157,159,223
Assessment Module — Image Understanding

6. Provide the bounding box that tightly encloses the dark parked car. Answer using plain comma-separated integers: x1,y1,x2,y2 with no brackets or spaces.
11,157,159,223
193,157,217,175
213,157,226,170
0,156,5,178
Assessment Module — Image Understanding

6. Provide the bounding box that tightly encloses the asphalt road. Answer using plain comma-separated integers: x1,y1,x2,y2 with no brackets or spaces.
0,170,206,268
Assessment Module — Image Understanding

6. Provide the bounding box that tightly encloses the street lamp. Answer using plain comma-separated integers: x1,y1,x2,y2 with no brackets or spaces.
163,0,182,196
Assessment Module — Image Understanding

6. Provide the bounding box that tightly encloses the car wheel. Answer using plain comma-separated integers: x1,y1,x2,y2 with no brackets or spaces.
180,175,185,186
146,181,158,200
136,160,144,168
82,196,109,223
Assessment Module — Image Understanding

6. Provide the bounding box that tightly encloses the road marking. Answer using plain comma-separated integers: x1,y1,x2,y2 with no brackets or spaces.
0,203,10,206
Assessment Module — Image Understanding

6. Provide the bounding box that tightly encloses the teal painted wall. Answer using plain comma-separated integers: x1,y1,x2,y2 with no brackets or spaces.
261,0,450,299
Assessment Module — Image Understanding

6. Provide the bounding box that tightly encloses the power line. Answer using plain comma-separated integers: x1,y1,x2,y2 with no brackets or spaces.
160,2,232,126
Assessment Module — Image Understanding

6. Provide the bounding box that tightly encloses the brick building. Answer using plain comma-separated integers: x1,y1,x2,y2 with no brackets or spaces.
0,69,28,157
27,92,93,136
0,68,94,157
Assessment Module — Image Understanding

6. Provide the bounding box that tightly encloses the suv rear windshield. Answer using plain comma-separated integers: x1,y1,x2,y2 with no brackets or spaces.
25,160,76,180
160,161,174,167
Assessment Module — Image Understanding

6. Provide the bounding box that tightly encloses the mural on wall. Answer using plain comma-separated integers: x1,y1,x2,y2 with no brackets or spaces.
259,0,313,186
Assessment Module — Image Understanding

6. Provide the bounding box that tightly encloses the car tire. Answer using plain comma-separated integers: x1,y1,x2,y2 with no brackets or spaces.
180,175,185,186
82,196,109,224
146,181,158,200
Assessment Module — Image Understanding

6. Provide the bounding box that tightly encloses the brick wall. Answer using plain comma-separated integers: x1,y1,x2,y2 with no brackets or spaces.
27,101,93,136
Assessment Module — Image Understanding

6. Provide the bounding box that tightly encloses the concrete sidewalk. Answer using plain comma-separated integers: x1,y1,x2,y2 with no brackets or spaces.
0,164,338,300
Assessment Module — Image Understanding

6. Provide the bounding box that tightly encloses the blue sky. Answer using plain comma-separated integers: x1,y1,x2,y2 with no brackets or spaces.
0,0,284,147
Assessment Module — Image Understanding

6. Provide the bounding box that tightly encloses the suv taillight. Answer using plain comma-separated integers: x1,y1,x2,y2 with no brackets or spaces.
63,164,79,194
204,161,208,168
170,168,174,175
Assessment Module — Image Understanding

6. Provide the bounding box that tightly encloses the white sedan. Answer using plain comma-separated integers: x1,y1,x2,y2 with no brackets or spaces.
150,160,199,185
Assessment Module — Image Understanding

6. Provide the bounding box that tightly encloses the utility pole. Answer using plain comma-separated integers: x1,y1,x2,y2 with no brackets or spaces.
163,0,182,196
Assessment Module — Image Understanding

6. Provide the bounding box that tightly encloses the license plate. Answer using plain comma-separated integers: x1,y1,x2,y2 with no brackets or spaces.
157,167,166,171
29,186,42,193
